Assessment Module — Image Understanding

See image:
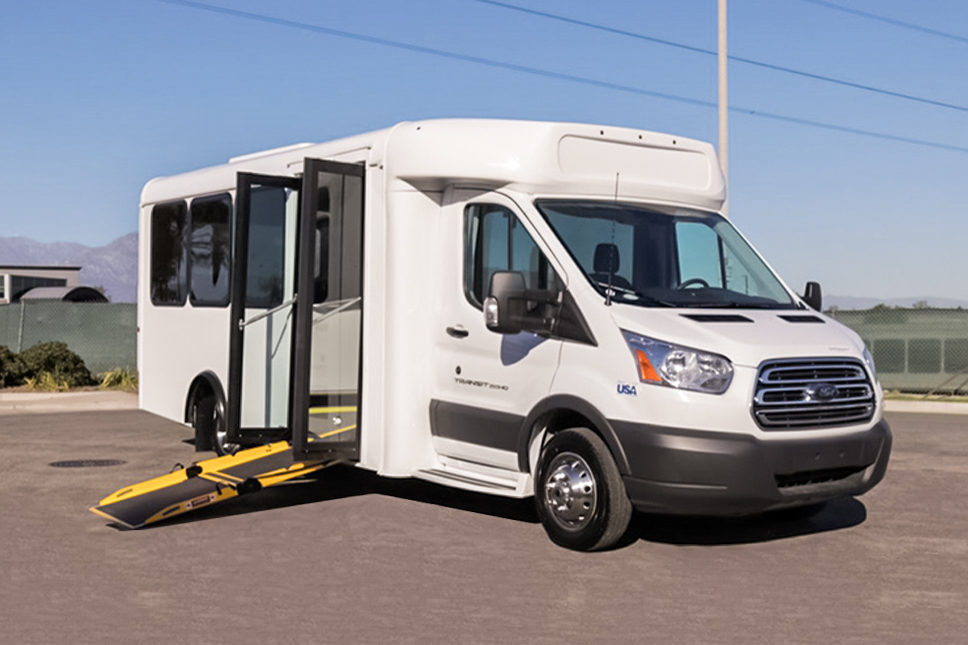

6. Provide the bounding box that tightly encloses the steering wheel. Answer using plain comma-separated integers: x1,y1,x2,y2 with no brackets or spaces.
677,278,710,289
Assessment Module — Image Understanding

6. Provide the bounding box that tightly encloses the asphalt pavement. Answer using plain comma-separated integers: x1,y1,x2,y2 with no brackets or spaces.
0,398,965,644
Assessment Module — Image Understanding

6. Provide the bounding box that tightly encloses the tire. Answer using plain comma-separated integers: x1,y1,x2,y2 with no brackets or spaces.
191,389,235,456
534,428,632,551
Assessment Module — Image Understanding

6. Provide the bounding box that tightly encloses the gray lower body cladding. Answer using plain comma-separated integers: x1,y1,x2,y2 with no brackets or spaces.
612,418,892,516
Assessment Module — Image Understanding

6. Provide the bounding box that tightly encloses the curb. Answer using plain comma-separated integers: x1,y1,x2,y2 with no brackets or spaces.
884,400,968,416
0,391,139,415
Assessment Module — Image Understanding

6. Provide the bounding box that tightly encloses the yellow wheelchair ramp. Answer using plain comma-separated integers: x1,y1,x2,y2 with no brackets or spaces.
90,441,331,529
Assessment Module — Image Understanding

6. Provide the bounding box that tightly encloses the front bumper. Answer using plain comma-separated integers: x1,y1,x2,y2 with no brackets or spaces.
611,418,892,516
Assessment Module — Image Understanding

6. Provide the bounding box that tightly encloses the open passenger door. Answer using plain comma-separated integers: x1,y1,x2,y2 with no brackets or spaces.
227,159,365,461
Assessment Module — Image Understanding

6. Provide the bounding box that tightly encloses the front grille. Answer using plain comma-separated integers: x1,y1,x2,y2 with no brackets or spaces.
753,358,875,429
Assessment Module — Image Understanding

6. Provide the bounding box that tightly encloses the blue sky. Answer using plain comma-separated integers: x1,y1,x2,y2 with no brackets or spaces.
1,0,965,300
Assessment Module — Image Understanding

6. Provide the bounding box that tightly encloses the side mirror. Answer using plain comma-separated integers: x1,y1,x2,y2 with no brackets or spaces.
803,281,822,311
484,271,559,335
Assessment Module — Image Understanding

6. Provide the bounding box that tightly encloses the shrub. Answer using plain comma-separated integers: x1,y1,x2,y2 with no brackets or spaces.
0,345,26,388
19,341,96,388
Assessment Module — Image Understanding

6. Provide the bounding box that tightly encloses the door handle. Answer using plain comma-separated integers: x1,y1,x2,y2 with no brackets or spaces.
446,326,469,339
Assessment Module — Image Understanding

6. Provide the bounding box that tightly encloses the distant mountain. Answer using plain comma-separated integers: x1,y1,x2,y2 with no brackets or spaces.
826,294,968,310
0,233,138,303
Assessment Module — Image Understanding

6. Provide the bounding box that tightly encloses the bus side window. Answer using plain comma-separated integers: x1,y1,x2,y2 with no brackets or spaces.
189,194,231,307
150,201,188,306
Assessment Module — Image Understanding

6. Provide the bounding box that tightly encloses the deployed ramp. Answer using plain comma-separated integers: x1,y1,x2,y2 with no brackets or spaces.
91,441,331,529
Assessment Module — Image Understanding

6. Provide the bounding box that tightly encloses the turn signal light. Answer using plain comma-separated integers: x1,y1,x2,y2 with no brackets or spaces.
635,349,662,383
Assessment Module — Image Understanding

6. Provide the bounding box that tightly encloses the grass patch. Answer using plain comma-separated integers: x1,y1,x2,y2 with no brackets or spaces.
24,372,70,392
99,367,138,392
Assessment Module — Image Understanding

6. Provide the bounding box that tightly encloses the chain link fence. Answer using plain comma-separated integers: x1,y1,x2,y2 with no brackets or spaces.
828,307,968,394
1,300,964,394
0,301,136,376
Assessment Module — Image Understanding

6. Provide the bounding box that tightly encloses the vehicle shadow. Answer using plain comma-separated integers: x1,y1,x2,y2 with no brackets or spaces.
624,497,867,547
146,463,866,547
144,463,539,529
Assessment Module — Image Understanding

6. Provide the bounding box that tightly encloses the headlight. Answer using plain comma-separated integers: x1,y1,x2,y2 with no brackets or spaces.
863,345,878,381
622,331,733,394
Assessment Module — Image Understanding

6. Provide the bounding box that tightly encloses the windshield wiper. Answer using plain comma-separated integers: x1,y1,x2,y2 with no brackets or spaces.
686,301,790,310
595,282,674,307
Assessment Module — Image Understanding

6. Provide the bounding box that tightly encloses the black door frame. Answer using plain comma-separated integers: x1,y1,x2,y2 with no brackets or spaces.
227,161,365,460
291,158,365,459
227,172,300,447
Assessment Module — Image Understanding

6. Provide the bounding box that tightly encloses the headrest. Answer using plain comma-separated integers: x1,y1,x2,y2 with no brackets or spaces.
594,243,620,274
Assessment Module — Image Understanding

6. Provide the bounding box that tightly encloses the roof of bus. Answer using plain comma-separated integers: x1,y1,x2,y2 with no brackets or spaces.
140,119,725,211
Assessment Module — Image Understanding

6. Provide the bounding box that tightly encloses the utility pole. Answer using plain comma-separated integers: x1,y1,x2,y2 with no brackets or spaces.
718,0,729,217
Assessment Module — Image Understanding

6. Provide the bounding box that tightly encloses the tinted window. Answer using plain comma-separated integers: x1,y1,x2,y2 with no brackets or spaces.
246,187,287,308
150,201,187,306
464,203,560,307
9,276,67,300
313,215,329,304
189,194,231,307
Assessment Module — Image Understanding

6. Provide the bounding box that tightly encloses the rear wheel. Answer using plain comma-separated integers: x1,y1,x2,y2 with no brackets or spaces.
191,388,236,456
534,428,632,551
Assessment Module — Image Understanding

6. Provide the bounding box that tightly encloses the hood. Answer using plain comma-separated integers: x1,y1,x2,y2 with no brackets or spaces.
607,306,866,368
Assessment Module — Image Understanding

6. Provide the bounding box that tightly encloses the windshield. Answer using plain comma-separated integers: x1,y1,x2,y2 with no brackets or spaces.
536,200,795,309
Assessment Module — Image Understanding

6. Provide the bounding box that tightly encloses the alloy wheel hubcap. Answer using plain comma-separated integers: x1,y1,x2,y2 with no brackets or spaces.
543,451,597,530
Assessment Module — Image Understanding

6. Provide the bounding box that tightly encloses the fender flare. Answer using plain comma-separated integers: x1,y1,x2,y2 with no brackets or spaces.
516,394,630,475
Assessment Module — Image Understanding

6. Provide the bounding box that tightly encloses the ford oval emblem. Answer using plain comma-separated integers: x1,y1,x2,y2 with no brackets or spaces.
808,383,840,401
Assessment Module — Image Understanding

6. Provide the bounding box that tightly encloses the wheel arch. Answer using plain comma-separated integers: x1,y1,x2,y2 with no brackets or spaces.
517,394,630,476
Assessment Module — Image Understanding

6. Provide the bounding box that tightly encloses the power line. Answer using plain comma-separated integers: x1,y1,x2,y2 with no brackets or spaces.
798,0,968,44
151,0,968,154
471,0,968,114
150,0,718,112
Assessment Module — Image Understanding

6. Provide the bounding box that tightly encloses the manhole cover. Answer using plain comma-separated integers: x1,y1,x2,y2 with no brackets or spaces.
49,459,127,468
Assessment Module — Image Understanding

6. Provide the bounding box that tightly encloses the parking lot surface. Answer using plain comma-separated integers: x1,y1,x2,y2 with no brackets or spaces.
0,409,965,644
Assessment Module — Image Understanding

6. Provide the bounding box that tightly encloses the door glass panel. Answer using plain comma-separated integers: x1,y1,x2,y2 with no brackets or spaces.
246,187,288,309
238,185,299,430
306,169,362,451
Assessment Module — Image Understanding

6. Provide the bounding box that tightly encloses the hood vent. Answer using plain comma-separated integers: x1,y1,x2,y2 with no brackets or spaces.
680,314,753,323
778,315,825,323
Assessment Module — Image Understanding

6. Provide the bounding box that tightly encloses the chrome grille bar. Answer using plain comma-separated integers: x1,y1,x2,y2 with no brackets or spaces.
752,358,876,430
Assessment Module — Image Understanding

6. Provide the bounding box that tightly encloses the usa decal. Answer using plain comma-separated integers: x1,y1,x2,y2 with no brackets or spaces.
617,383,637,396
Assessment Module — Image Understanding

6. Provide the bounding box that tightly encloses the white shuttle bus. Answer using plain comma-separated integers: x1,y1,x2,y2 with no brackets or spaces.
138,119,891,550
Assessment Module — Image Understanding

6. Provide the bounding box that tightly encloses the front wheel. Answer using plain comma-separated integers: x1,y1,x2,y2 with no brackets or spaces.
534,428,632,551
